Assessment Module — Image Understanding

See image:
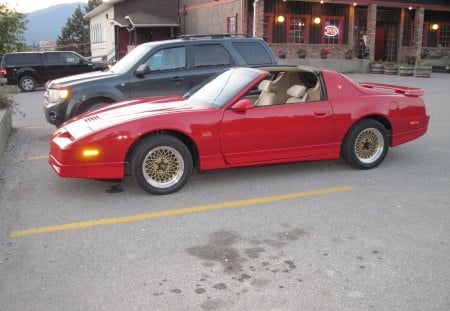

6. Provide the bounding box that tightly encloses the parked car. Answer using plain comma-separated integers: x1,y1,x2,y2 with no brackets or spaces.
0,51,108,92
48,66,430,195
43,34,278,127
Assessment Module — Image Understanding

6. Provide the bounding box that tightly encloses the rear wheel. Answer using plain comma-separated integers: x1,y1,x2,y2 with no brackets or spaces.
131,135,193,194
18,76,36,92
341,119,389,169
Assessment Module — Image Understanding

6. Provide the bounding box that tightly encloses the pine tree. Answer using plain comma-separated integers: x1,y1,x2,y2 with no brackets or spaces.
0,4,28,56
56,0,102,56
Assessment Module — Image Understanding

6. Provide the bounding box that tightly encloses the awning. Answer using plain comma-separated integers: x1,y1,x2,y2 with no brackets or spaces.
110,12,179,30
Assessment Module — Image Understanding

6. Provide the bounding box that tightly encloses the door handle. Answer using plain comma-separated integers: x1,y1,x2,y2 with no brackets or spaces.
314,111,328,116
172,76,184,82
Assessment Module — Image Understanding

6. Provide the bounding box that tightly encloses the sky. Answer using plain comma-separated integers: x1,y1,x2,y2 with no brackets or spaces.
1,0,88,13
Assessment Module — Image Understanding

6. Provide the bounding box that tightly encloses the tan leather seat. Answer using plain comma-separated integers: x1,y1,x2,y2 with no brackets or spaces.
255,80,277,106
306,81,321,101
286,85,307,103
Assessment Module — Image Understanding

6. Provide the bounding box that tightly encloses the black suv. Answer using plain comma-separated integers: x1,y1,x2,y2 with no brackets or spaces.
1,51,108,92
43,34,278,126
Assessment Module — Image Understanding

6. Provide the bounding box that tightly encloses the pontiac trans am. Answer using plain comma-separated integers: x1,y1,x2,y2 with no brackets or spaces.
49,66,429,194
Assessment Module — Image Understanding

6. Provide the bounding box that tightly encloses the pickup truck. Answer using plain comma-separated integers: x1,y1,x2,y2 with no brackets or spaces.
1,51,108,92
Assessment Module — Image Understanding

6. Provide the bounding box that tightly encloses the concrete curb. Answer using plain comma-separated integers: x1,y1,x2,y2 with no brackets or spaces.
0,108,12,161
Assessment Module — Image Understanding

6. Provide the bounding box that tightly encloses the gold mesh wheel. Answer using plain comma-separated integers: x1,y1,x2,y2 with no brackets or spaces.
142,146,184,189
354,127,384,164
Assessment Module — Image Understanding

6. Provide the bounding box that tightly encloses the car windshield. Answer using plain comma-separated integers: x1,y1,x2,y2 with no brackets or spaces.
109,44,153,74
187,68,261,108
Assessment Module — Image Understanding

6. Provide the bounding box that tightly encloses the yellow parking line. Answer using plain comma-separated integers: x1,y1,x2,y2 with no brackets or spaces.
9,185,353,238
28,155,48,160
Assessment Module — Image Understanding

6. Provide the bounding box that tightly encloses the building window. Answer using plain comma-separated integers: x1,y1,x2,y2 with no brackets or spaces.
287,15,310,43
227,16,236,34
322,16,344,44
90,23,102,43
438,24,450,47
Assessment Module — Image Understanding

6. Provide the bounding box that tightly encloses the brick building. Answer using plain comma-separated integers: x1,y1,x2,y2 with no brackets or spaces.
87,0,450,63
179,0,450,62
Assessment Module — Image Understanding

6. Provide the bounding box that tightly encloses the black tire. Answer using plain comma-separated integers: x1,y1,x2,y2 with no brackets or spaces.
80,98,114,115
341,119,389,169
131,135,193,194
18,75,36,92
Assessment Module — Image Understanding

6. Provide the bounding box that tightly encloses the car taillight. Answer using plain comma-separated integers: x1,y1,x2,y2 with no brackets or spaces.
0,66,6,77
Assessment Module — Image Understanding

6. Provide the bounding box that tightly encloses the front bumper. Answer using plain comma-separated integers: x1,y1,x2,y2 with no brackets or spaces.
49,138,125,179
49,154,125,179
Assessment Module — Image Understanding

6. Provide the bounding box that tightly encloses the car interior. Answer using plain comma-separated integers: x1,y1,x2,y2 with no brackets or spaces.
244,68,322,106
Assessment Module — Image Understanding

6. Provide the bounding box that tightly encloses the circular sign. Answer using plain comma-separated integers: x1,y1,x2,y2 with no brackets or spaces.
324,25,339,37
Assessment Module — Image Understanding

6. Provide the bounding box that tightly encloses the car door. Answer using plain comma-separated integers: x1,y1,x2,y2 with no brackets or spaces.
128,45,191,98
220,100,335,165
63,52,91,76
43,52,66,81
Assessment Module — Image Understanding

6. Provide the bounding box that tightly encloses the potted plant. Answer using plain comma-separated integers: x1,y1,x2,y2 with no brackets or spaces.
383,62,398,75
415,60,432,78
345,49,353,60
398,63,414,76
297,48,307,58
277,48,289,59
370,60,384,74
320,47,330,59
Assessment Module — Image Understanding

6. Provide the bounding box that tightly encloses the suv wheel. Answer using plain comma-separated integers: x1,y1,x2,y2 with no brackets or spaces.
19,76,36,92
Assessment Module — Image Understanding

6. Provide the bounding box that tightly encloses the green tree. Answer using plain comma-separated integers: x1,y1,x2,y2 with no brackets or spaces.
0,4,28,57
57,0,102,56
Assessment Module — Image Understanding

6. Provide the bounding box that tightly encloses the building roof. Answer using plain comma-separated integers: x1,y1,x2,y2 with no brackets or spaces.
125,12,179,28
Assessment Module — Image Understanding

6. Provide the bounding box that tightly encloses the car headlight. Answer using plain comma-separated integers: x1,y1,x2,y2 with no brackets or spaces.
45,88,71,106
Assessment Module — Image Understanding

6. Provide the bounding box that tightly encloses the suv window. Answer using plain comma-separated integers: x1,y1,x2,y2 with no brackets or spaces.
146,47,186,71
4,53,41,65
232,42,273,65
192,44,232,68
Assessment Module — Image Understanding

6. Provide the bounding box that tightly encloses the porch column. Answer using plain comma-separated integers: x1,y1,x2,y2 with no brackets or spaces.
413,7,425,63
253,0,264,38
348,4,355,54
367,3,377,61
398,8,405,62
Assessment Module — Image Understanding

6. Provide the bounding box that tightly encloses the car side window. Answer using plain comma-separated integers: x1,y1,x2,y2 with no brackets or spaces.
232,42,273,65
44,53,64,64
65,52,81,64
146,47,186,71
192,44,232,68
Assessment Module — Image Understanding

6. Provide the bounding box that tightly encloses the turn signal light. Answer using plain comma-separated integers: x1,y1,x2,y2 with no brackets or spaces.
82,149,100,157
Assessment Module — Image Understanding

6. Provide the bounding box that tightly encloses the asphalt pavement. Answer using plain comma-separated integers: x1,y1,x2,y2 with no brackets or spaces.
0,74,449,311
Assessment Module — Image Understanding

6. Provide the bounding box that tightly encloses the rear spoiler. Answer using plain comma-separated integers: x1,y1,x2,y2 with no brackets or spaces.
359,82,423,97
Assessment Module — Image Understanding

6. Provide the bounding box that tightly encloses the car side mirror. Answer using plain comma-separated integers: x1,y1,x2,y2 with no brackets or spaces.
135,64,150,76
231,99,254,113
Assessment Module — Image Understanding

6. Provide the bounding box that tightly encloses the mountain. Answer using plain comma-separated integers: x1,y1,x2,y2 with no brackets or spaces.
24,2,85,45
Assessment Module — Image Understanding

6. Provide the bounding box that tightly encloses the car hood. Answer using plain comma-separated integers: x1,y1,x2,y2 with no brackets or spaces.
47,70,117,87
64,95,199,139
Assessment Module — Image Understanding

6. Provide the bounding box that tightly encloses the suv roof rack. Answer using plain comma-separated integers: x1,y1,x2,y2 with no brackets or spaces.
179,33,253,40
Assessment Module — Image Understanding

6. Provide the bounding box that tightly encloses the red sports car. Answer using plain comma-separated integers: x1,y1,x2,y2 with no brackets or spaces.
49,66,429,194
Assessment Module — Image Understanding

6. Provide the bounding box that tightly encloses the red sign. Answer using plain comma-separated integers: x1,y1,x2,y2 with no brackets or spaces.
324,25,339,37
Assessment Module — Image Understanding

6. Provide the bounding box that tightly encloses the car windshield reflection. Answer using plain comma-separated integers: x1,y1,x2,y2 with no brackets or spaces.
187,68,260,108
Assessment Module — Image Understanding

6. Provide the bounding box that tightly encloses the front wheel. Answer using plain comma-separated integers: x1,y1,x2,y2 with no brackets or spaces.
341,119,389,169
18,76,36,92
131,135,193,194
